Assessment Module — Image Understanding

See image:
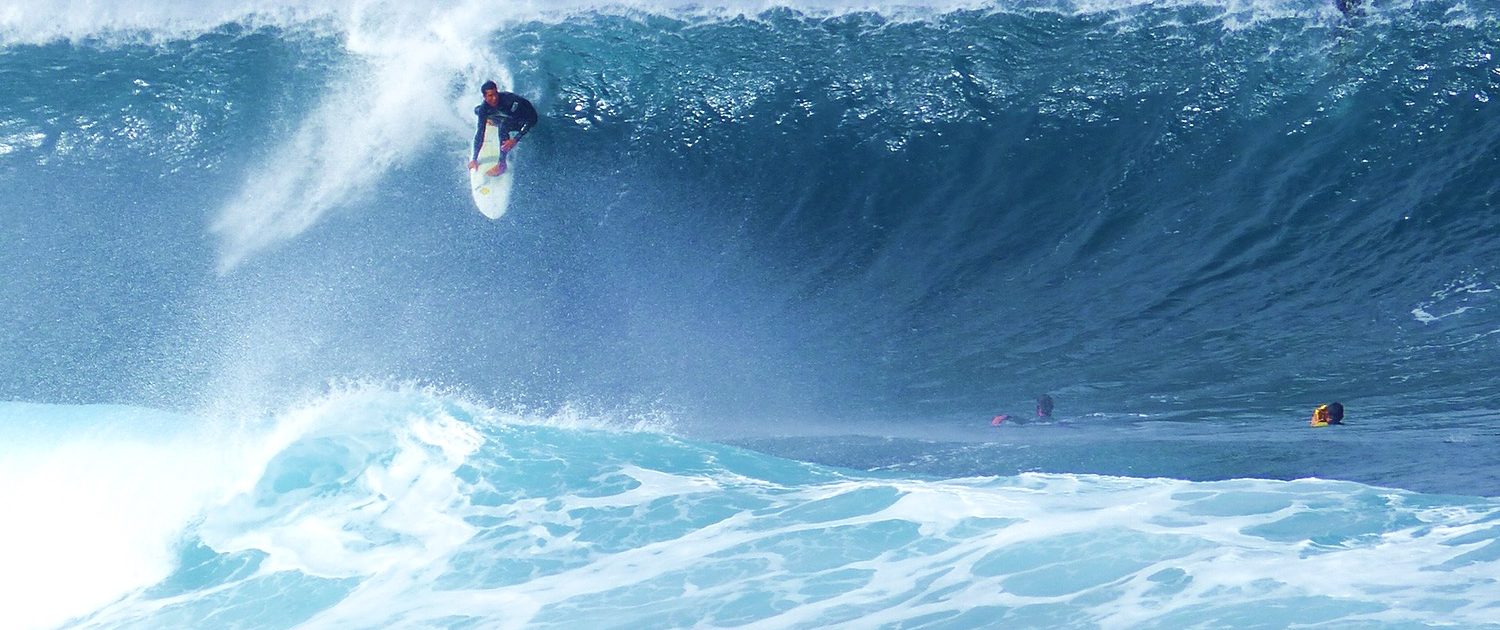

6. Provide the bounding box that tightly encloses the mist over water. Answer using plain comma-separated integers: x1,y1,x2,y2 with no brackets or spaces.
4,0,1500,627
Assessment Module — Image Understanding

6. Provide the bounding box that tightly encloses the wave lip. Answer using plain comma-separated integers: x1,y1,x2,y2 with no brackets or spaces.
1,0,1384,48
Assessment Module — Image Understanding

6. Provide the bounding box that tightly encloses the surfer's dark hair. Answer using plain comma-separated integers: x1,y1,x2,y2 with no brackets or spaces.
1036,394,1054,417
481,80,498,93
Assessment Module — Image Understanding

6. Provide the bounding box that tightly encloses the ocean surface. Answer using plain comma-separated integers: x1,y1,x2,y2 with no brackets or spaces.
3,0,1500,627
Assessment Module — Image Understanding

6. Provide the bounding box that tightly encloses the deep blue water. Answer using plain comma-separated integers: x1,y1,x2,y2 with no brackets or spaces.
3,1,1500,627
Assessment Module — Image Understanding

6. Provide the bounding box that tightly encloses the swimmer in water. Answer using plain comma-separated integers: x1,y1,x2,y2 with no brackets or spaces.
1310,402,1345,427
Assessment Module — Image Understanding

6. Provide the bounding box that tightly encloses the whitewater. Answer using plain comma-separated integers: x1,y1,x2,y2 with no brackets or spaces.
3,0,1500,627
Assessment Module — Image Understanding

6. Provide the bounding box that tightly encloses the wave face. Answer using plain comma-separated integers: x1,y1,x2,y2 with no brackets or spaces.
4,0,1500,626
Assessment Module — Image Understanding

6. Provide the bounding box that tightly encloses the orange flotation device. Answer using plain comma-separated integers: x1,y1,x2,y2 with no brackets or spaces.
1310,404,1331,427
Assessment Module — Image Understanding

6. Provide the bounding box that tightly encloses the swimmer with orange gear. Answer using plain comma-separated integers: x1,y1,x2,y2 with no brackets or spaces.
1310,402,1345,427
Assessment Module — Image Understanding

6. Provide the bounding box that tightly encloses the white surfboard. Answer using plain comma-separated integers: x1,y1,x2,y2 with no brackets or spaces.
468,121,512,220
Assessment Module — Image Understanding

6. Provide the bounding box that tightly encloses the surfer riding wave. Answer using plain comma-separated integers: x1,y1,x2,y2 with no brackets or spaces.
467,80,537,177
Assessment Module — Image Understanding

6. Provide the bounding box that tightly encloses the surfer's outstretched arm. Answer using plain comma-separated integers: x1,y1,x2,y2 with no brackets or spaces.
469,110,486,170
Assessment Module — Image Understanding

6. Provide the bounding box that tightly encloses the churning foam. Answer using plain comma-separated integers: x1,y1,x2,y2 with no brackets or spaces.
0,404,262,629
0,384,669,629
209,1,512,270
7,386,1500,628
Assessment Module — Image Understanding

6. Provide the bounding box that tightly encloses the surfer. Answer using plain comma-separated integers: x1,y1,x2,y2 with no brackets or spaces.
1310,402,1345,427
991,394,1056,426
1335,0,1363,17
468,80,538,177
1036,394,1054,419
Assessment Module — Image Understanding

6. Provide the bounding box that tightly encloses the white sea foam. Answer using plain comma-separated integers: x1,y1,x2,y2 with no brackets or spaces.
0,1,987,46
0,385,671,630
1413,275,1499,323
1,0,1390,51
0,404,263,630
9,386,1500,628
208,0,514,269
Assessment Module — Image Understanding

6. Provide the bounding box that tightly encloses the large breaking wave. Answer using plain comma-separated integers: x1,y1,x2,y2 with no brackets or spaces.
6,389,1500,629
3,0,1500,627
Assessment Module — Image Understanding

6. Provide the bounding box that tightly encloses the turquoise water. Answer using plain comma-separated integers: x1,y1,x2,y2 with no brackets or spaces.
5,390,1500,628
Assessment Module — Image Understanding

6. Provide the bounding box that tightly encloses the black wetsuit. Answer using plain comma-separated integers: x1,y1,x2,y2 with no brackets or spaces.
472,92,538,162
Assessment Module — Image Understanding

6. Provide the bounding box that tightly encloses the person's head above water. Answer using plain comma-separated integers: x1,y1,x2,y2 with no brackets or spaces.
1036,394,1054,418
1311,402,1345,426
481,80,499,107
